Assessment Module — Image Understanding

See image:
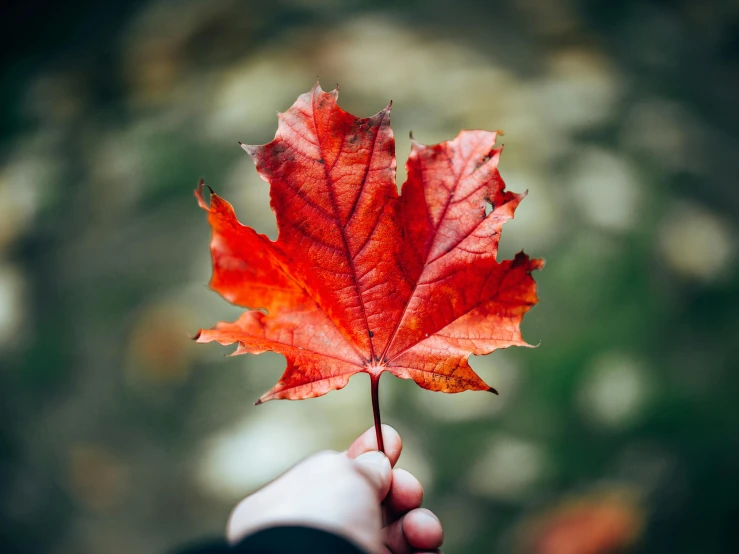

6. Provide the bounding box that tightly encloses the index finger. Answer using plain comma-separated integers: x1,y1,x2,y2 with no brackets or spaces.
347,424,402,467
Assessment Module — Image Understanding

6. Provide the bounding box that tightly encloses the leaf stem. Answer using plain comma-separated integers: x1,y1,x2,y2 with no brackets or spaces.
370,372,385,453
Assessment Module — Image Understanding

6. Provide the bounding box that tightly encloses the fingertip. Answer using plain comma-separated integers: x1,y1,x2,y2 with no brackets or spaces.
381,424,402,464
403,508,444,551
387,468,424,515
347,425,402,467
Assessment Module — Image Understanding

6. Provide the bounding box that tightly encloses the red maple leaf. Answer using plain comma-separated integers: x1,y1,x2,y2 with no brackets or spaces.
194,84,542,449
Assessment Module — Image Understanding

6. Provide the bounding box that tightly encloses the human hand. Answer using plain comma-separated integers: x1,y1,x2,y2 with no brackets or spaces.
227,424,444,554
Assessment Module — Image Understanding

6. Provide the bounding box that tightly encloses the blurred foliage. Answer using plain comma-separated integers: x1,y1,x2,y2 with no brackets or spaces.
1,1,738,553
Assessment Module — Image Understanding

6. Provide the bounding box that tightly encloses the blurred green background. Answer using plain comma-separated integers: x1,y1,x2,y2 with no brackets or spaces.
1,0,738,553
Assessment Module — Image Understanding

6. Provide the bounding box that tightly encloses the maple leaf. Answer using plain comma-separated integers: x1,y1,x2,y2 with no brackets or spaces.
194,84,542,448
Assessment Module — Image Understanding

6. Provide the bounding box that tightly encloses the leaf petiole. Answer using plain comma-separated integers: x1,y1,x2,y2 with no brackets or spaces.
370,372,385,453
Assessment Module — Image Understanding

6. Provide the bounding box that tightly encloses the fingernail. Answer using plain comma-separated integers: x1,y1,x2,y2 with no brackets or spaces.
355,451,388,465
416,510,439,526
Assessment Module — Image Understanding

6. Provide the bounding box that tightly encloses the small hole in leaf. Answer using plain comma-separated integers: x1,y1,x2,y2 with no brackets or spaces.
485,199,494,216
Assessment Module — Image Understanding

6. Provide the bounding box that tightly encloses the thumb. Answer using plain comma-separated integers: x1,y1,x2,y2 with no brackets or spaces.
353,451,392,500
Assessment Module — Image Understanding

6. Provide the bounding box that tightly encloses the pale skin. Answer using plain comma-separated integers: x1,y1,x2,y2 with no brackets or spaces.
227,425,444,554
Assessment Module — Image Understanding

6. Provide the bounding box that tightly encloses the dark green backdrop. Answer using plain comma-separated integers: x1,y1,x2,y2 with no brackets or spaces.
1,1,738,553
